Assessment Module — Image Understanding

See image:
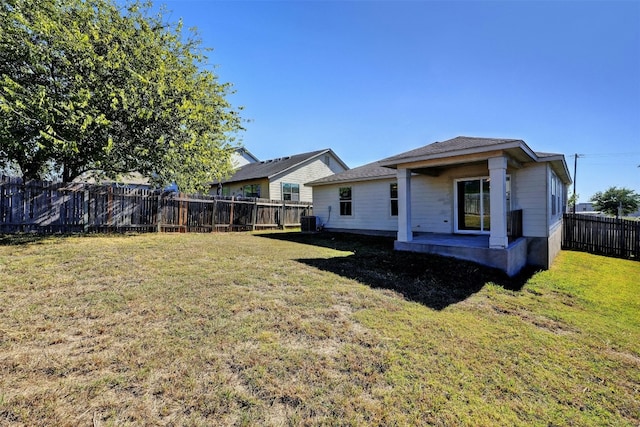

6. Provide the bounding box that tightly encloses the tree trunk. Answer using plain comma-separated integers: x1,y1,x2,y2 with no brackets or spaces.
17,161,41,183
62,164,78,183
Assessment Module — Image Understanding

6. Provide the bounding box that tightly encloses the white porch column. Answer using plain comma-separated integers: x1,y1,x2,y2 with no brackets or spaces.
489,156,508,248
397,168,412,242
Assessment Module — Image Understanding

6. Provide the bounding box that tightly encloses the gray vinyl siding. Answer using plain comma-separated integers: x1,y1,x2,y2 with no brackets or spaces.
511,163,548,237
312,179,398,231
313,161,558,239
410,174,452,234
410,163,489,234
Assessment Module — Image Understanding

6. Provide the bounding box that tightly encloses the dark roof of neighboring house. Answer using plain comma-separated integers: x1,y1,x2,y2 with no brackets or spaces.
307,161,395,186
219,149,347,183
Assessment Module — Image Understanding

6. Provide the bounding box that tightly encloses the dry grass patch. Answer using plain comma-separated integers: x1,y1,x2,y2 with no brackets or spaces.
0,232,638,426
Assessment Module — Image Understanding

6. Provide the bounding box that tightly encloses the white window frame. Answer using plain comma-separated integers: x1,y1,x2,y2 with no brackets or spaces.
453,175,511,234
390,182,398,217
339,186,352,216
550,171,562,219
282,183,300,201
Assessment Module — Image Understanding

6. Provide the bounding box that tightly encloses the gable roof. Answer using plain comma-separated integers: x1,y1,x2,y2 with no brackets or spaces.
309,136,572,187
379,136,535,165
379,136,571,184
221,149,347,183
307,161,395,186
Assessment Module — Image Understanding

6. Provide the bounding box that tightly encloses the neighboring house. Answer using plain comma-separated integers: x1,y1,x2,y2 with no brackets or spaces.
214,149,348,202
575,202,640,218
575,202,597,214
231,147,260,168
309,136,572,276
71,147,259,192
73,171,153,190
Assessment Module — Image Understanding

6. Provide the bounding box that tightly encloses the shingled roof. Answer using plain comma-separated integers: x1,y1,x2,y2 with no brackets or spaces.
379,136,530,164
310,136,571,186
221,149,343,183
307,161,395,186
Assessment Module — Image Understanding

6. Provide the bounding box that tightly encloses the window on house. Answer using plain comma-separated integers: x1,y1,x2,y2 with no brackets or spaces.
551,173,558,216
390,182,398,216
282,183,299,201
324,155,331,167
506,175,511,211
339,187,352,216
243,184,261,198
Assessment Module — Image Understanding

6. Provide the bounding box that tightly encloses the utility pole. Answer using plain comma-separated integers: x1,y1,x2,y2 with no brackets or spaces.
572,153,582,214
573,153,578,215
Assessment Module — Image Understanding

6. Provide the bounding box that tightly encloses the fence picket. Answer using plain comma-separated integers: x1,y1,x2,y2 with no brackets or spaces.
563,213,639,261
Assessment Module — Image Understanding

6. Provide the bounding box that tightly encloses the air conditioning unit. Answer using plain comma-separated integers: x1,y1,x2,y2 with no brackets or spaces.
300,216,317,233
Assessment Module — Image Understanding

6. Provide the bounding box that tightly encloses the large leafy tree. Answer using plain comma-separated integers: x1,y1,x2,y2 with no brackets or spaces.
0,0,243,192
590,186,640,218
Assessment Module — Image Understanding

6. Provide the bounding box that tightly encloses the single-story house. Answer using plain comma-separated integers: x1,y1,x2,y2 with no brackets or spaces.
308,136,572,276
214,148,348,202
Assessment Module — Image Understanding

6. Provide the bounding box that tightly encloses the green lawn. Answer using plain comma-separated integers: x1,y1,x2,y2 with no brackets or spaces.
0,232,638,426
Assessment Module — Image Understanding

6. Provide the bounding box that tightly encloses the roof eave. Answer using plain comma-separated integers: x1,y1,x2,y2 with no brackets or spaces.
379,140,536,168
543,155,572,184
308,174,396,186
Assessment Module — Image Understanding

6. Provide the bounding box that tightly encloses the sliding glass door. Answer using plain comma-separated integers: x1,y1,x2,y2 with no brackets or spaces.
456,178,491,232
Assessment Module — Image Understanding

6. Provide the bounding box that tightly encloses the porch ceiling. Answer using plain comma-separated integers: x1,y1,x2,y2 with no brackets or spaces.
398,151,525,176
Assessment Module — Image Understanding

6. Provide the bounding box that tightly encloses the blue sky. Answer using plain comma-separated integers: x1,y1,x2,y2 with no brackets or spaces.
161,0,640,202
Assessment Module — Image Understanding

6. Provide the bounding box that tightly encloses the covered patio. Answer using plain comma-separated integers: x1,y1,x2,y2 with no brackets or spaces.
377,137,539,277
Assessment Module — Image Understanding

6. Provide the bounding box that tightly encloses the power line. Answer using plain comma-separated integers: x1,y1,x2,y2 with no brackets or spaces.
580,162,640,166
579,152,640,158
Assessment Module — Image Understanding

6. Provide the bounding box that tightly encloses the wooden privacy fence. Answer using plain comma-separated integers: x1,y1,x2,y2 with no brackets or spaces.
0,176,312,233
562,213,640,260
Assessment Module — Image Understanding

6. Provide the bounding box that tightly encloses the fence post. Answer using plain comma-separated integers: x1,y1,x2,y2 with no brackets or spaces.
156,193,163,233
633,219,640,259
106,186,113,227
180,194,188,232
619,219,626,258
252,199,258,231
83,188,90,233
211,197,217,232
229,196,234,230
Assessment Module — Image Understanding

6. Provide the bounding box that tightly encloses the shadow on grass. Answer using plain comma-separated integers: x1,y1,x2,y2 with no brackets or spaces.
258,232,537,310
0,232,139,246
0,233,62,246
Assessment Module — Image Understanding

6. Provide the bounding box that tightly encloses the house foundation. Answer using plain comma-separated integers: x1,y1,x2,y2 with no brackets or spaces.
394,233,528,277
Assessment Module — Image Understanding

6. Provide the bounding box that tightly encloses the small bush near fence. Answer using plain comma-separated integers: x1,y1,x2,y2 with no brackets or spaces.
562,213,640,260
0,176,312,234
